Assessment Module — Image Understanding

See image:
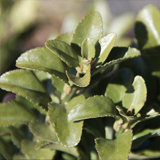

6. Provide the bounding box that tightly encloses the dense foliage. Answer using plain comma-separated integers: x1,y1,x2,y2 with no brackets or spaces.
0,5,160,160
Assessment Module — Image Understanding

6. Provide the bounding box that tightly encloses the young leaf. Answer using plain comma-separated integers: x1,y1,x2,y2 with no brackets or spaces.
68,95,117,122
56,32,72,44
98,33,117,64
81,38,95,60
22,140,55,159
95,130,132,160
66,65,91,87
45,40,79,67
71,11,103,46
0,70,51,110
105,68,134,103
16,47,68,82
135,5,160,49
48,96,85,148
29,121,58,143
0,101,36,126
122,76,147,115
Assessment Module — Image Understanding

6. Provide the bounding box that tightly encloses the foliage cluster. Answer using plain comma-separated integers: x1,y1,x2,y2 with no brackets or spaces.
0,4,160,160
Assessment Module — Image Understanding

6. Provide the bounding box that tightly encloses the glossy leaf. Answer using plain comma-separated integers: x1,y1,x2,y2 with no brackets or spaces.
81,38,95,60
122,76,147,115
95,130,132,160
105,68,134,103
46,40,79,67
0,101,36,126
98,33,117,64
29,121,58,143
48,96,85,147
68,95,117,122
66,65,91,87
135,5,160,49
0,70,51,110
16,47,68,82
71,11,103,46
22,140,55,159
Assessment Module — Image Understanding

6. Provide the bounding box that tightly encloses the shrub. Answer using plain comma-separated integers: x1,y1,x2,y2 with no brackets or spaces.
0,4,160,160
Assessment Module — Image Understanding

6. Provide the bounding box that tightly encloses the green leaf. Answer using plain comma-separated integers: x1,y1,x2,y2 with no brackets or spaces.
68,95,117,122
81,38,95,60
22,140,55,159
0,126,25,148
29,121,58,143
56,32,72,44
48,96,85,147
45,40,79,67
71,11,103,46
43,143,79,157
95,130,132,160
98,33,117,64
122,76,147,115
16,47,68,82
66,65,91,87
135,5,160,49
0,101,36,126
0,70,51,110
13,153,28,160
0,137,13,159
105,68,134,103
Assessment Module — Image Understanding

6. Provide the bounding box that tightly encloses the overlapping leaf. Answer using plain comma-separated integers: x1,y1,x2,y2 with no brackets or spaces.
0,101,36,126
46,40,79,67
48,96,85,147
16,47,68,82
95,130,132,160
22,140,55,159
122,76,147,115
66,65,91,87
98,33,117,64
71,11,103,46
68,95,117,122
0,70,51,110
105,68,134,103
29,121,58,143
56,32,72,44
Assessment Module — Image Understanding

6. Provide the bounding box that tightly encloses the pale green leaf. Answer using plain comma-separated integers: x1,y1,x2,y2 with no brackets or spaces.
56,32,72,44
66,65,91,87
98,33,117,64
13,154,28,160
122,76,147,115
135,5,160,49
0,101,36,126
95,130,132,160
0,70,51,110
81,38,95,60
29,121,58,143
48,96,85,147
71,11,103,46
105,68,134,103
68,95,117,122
22,140,55,159
45,40,79,67
16,47,68,82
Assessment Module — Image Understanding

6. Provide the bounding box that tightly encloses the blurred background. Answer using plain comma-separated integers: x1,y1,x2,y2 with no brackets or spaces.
0,0,160,76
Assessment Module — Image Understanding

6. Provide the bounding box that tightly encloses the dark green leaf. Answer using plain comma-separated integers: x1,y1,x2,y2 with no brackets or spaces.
0,70,51,110
16,47,68,82
0,101,36,126
68,95,117,122
71,11,103,46
46,40,79,67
